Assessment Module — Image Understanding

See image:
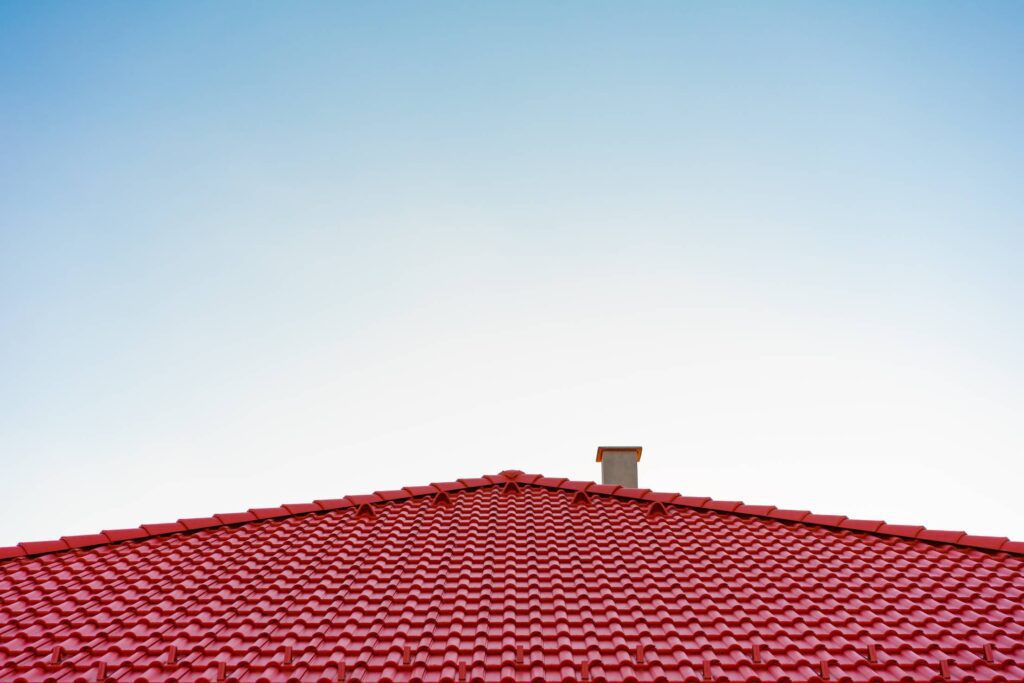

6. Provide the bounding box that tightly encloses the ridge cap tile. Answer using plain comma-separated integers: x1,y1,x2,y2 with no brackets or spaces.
178,517,222,531
344,494,382,505
246,507,290,520
917,529,967,543
735,504,777,515
673,495,711,506
644,491,680,503
214,511,258,524
802,514,848,526
586,483,621,495
140,522,186,535
281,503,320,514
429,481,466,492
60,534,108,549
877,524,926,538
312,498,352,511
19,539,69,554
959,534,1009,550
614,487,652,500
372,490,411,501
768,509,811,521
533,476,569,487
101,528,148,541
704,500,744,512
455,477,490,487
839,519,886,532
402,486,438,497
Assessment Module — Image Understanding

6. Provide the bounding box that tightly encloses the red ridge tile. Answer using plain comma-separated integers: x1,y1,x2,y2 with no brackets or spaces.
101,527,148,541
877,524,926,538
959,535,1010,550
373,490,411,501
586,483,621,495
178,517,222,531
0,546,26,559
704,500,744,512
839,519,885,533
615,487,653,500
803,514,847,526
429,481,465,492
19,539,69,554
673,496,711,507
735,505,777,516
642,491,680,503
214,511,258,524
141,522,186,535
312,499,352,511
768,509,811,521
534,477,569,488
247,507,290,520
281,503,321,514
60,534,108,549
402,486,439,496
345,494,382,505
1001,541,1024,553
456,478,491,488
918,529,966,543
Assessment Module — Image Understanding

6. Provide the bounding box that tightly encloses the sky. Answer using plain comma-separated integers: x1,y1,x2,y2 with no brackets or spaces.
2,2,1023,547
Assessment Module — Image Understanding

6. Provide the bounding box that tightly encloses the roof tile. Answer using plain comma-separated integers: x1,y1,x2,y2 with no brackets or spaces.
673,495,711,506
839,519,886,533
704,500,744,512
960,535,1010,550
877,524,926,538
803,514,847,526
735,504,776,515
918,529,967,543
178,517,222,531
312,498,352,511
0,473,1021,683
373,490,411,501
19,539,69,554
60,534,108,549
101,527,148,541
214,512,258,524
281,503,321,514
141,522,186,535
768,508,811,521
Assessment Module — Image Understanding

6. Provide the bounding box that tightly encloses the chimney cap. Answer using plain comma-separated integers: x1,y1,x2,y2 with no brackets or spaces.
595,446,642,463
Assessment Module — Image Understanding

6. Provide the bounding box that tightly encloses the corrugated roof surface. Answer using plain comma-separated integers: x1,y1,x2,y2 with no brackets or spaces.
1,471,1022,682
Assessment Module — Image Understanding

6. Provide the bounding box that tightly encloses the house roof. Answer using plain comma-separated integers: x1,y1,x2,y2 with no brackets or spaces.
1,470,1022,682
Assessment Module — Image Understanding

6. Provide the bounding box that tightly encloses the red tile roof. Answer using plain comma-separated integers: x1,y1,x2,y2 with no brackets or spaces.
1,470,1022,682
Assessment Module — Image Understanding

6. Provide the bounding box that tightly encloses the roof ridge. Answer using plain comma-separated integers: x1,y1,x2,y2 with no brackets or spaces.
2,469,1021,561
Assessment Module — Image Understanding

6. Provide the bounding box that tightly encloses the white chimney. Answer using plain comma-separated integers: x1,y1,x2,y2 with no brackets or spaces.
596,446,642,487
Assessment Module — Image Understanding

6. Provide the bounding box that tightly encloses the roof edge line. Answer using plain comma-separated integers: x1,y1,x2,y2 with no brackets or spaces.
2,469,1021,560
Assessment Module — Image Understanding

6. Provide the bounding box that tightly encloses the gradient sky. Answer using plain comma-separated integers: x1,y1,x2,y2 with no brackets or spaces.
2,2,1023,546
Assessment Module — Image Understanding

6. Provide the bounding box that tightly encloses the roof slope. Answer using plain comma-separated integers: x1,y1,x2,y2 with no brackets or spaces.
1,471,1022,682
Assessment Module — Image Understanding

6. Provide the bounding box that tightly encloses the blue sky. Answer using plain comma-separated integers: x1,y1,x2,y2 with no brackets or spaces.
2,2,1023,545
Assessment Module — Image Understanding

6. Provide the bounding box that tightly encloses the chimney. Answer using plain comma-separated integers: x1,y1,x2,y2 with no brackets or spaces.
596,446,642,488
